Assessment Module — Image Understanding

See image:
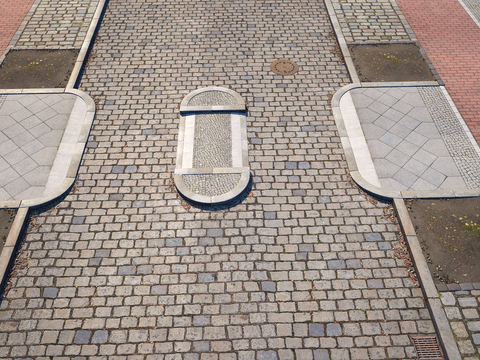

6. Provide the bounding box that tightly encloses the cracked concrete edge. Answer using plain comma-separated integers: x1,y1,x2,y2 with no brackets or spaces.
323,0,360,84
0,207,29,292
67,0,108,89
332,83,480,200
393,199,461,360
0,89,96,209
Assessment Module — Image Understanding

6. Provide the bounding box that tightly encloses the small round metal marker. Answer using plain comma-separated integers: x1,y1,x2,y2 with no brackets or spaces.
270,59,299,75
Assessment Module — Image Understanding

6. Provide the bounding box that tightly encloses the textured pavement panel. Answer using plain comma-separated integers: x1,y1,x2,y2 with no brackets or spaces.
0,0,435,359
395,0,480,144
351,86,480,191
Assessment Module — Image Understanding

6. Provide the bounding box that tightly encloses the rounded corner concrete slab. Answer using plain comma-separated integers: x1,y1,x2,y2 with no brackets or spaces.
174,87,250,204
0,88,96,209
333,82,480,199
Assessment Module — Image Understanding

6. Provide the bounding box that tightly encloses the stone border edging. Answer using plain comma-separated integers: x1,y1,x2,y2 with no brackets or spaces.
394,198,462,360
0,207,29,293
174,87,250,205
67,0,107,89
323,0,360,84
332,82,480,199
0,88,96,209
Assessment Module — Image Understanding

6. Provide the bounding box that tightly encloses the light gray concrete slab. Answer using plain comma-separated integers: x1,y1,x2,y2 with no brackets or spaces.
0,90,95,207
346,85,477,195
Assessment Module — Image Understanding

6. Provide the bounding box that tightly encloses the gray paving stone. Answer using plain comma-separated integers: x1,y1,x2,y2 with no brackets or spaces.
91,330,108,344
458,297,478,307
309,323,325,337
261,281,276,292
73,331,91,344
440,292,456,306
326,323,342,336
42,287,58,299
257,351,278,360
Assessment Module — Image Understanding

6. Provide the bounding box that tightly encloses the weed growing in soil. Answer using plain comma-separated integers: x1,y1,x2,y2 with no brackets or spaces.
463,218,480,239
24,60,42,70
385,54,401,64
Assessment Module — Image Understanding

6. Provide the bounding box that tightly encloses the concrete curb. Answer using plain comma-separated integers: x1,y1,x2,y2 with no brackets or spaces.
67,0,108,89
0,207,29,293
323,0,360,84
0,89,96,209
332,82,480,199
393,199,462,360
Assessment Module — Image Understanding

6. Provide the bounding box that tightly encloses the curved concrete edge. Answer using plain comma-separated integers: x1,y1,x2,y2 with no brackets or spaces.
332,83,480,200
0,89,95,209
180,86,246,111
67,0,108,89
323,0,360,83
173,172,250,205
394,199,462,360
0,207,29,292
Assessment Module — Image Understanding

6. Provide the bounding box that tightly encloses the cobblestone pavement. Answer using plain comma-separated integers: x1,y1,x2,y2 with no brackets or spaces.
440,287,480,359
394,0,480,144
11,0,99,49
0,0,438,359
329,0,412,43
0,0,35,56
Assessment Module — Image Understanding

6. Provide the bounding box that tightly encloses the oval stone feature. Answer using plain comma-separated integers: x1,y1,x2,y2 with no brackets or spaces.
174,87,250,204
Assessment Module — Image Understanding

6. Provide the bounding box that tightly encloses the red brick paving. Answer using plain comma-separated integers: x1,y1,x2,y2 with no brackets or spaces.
396,0,480,145
0,0,35,56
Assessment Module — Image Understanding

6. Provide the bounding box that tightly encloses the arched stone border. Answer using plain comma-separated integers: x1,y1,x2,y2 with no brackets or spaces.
174,87,250,204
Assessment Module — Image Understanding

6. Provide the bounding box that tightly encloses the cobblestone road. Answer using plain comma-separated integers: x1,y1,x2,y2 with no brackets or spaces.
0,0,435,359
13,0,100,49
329,0,411,43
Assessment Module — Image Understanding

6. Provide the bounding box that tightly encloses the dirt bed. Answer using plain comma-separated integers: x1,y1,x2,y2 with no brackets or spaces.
0,209,17,255
0,49,78,89
348,43,436,82
408,198,480,284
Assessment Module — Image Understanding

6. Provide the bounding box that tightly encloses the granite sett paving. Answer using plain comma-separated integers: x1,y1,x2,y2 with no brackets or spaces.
0,0,438,359
11,0,100,50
